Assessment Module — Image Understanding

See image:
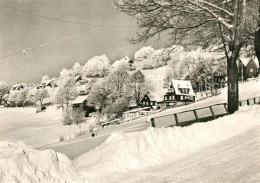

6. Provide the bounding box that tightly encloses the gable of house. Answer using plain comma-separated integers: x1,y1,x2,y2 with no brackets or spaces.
139,93,156,107
171,79,195,96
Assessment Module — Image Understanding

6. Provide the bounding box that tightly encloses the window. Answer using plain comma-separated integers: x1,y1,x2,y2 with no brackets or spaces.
250,68,253,73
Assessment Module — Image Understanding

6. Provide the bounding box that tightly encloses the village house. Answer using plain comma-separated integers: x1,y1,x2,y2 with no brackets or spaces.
37,79,58,89
239,56,259,80
122,107,153,120
163,79,195,108
72,95,95,117
12,83,25,91
138,93,157,108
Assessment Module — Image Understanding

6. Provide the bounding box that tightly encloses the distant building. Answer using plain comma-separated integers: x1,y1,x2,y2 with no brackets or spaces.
130,70,145,82
72,95,95,117
75,75,82,83
122,107,153,120
239,56,259,79
37,79,58,89
138,93,157,108
245,57,259,78
163,79,195,107
12,83,26,91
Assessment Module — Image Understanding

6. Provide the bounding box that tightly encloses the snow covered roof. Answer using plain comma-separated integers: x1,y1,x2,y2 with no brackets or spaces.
253,57,259,68
41,80,52,85
72,95,88,104
240,56,259,68
171,79,195,96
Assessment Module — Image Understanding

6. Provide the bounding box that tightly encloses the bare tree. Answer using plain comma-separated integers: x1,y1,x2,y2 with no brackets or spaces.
114,0,260,113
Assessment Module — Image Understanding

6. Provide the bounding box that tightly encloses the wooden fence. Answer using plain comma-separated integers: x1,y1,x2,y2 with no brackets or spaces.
151,96,260,128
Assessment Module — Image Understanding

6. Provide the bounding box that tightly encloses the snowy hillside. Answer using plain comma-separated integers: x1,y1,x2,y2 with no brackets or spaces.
74,105,260,182
0,141,86,183
1,105,259,183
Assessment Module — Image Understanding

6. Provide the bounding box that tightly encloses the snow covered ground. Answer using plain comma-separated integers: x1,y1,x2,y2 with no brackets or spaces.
1,78,258,155
0,105,259,182
73,105,260,182
0,105,92,147
0,141,87,183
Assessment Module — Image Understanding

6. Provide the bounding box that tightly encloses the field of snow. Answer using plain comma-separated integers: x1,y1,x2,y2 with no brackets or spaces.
0,141,87,183
0,105,92,147
1,78,259,154
73,105,260,183
1,105,259,183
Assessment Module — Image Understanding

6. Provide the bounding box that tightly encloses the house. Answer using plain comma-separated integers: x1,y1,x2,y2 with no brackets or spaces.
72,95,95,117
122,107,153,120
163,79,195,107
239,56,259,79
128,59,136,71
138,93,157,108
130,70,145,82
245,57,259,78
12,83,25,91
37,79,58,89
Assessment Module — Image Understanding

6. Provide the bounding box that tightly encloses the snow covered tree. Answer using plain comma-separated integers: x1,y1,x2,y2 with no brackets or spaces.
34,88,49,106
71,62,82,77
114,0,260,113
59,68,71,81
88,78,112,112
72,107,85,125
104,97,130,118
134,46,155,62
41,75,50,83
0,81,10,104
62,106,73,125
7,91,18,107
108,61,130,98
82,55,110,78
129,72,153,106
55,77,78,107
16,89,28,107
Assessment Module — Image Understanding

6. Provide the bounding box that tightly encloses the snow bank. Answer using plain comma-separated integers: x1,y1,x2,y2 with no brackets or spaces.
74,105,260,172
0,142,88,183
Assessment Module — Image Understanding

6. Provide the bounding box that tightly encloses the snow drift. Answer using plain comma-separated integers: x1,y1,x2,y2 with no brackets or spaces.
74,105,260,172
0,142,87,183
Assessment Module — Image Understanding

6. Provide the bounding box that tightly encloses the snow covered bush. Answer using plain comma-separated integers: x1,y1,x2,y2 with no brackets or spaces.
41,75,50,83
134,46,155,62
141,48,170,70
62,106,73,125
71,62,82,77
82,55,110,78
62,105,85,125
59,68,71,79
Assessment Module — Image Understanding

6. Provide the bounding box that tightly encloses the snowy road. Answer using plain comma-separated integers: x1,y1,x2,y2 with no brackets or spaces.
106,126,260,183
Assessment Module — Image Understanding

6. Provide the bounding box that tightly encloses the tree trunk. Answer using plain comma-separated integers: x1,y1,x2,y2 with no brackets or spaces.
255,7,260,66
227,57,239,114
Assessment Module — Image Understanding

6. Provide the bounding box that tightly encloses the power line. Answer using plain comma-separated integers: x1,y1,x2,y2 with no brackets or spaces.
0,20,134,60
0,3,134,27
